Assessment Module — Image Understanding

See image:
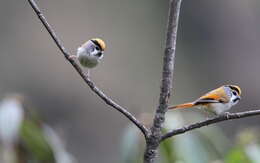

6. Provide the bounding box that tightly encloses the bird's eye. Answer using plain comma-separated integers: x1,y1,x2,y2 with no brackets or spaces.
95,47,100,51
232,91,237,96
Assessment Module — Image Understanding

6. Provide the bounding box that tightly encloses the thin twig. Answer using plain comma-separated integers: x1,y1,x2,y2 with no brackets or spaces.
161,110,260,141
27,0,149,138
143,0,182,162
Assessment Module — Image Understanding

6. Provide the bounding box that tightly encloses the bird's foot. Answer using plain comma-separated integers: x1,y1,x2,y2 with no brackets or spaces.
68,55,77,60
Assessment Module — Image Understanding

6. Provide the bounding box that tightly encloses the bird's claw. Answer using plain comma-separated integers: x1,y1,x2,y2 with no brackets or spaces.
68,55,77,60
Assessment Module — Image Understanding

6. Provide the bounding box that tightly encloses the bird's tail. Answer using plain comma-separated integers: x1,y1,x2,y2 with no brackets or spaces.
168,102,194,110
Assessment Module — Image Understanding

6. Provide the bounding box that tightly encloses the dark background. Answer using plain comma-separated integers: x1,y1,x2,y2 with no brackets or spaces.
1,0,260,162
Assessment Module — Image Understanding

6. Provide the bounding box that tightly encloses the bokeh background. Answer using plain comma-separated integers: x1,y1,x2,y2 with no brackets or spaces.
1,0,260,162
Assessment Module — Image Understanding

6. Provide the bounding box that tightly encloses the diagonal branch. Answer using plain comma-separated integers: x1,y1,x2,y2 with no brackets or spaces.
144,0,182,163
27,0,149,138
161,109,260,141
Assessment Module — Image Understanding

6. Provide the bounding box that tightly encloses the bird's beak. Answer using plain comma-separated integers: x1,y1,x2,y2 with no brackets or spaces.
233,96,241,103
96,51,103,57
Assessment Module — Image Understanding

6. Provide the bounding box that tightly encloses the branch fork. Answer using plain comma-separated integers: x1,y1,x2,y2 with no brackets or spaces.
26,1,260,163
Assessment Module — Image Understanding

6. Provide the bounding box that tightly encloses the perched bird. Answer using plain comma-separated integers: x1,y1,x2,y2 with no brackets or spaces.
70,38,106,76
168,85,241,115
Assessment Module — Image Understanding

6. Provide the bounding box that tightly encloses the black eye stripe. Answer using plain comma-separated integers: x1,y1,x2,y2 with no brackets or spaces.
229,86,240,95
91,40,102,51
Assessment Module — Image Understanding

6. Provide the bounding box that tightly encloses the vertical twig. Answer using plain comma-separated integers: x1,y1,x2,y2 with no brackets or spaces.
143,0,182,162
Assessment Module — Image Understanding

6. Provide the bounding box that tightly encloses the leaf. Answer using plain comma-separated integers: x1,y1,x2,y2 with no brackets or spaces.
19,120,55,162
225,146,252,163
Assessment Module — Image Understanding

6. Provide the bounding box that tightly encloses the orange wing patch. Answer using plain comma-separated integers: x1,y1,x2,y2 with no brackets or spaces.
168,86,231,110
196,86,229,104
169,103,194,109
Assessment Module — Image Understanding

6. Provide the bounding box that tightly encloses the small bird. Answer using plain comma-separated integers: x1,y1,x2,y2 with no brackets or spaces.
168,85,241,115
70,38,106,76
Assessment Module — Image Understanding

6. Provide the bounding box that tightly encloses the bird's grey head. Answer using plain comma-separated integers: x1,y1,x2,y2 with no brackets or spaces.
88,39,104,59
225,85,241,106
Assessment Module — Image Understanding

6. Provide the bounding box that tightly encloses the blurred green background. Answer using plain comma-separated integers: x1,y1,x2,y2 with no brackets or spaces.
1,0,260,162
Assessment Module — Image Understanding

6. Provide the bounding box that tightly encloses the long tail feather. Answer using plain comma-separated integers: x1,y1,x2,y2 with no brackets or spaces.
168,102,194,109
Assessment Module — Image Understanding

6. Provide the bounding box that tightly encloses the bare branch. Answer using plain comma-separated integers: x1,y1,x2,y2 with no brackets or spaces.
27,0,149,138
144,0,182,162
161,110,260,141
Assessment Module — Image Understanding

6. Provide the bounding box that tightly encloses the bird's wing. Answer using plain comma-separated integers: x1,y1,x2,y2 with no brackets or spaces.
194,87,229,105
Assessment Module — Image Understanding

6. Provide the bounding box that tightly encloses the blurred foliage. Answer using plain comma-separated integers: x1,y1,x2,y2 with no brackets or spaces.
0,95,76,163
121,112,260,163
20,120,56,162
1,0,260,162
